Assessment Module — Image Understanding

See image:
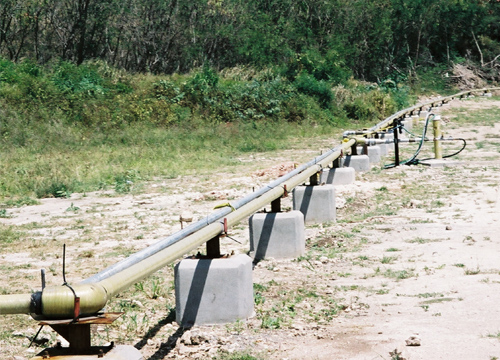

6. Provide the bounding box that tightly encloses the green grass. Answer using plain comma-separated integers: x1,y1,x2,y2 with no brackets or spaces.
449,107,500,127
405,237,444,244
0,120,338,199
379,268,417,280
486,332,500,340
213,351,267,360
0,58,416,200
0,226,25,246
381,256,397,264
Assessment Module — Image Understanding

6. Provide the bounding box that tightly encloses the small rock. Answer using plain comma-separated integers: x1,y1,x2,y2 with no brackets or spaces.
406,335,421,346
319,256,329,264
446,225,452,230
131,300,144,308
190,332,209,345
180,331,192,345
408,199,423,208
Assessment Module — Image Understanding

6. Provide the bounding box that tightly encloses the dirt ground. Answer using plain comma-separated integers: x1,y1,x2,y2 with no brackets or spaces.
1,96,500,360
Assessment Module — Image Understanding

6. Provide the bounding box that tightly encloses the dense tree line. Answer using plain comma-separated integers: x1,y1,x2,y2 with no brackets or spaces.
0,0,499,80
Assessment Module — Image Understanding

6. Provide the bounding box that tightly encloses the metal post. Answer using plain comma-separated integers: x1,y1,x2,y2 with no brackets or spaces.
393,124,400,166
309,173,318,186
433,115,443,159
271,198,281,213
50,324,91,352
206,236,221,258
351,143,358,155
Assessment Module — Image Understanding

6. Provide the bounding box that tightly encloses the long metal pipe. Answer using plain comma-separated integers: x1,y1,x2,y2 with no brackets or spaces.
0,140,354,318
1,87,499,319
343,88,500,138
82,140,353,284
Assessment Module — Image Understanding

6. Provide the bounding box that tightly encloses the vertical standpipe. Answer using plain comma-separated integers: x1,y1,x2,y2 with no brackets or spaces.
433,115,443,159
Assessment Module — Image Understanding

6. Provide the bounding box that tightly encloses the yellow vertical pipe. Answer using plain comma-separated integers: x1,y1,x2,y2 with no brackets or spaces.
433,115,443,159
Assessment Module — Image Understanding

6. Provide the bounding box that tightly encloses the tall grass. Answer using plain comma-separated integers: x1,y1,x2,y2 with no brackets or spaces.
0,59,412,199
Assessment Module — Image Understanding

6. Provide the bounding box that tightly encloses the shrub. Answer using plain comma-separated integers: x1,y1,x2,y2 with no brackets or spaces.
294,72,333,108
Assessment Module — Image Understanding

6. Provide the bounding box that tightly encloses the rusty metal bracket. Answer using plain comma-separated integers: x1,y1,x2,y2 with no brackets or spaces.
34,313,122,357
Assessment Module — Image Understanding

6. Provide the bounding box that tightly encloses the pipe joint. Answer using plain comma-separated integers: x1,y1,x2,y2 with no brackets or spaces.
40,284,108,320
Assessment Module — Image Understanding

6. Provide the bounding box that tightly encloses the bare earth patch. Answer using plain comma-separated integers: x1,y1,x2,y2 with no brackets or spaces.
1,97,500,360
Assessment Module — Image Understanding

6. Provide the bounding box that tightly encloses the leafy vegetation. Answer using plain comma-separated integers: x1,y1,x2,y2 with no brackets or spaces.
0,1,499,81
0,1,499,201
0,59,410,199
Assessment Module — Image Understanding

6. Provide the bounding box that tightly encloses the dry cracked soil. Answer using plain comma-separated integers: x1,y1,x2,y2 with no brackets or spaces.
1,96,500,360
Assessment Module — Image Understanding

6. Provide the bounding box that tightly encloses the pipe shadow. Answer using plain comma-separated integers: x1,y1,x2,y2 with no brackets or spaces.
325,169,336,184
135,259,212,359
180,259,211,328
133,308,191,360
143,325,190,360
134,308,176,351
251,212,276,264
298,185,313,221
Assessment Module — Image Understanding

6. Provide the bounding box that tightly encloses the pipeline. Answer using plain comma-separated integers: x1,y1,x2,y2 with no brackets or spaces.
0,88,498,320
0,140,355,319
343,87,500,139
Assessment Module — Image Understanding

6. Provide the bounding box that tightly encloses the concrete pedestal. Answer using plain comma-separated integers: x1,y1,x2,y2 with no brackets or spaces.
320,167,355,185
402,118,413,132
377,143,388,156
419,110,429,119
293,185,336,224
411,114,419,126
364,145,382,164
343,154,370,172
249,211,305,260
381,133,394,153
175,254,253,327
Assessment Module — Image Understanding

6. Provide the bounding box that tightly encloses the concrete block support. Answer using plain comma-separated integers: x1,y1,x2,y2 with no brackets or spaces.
381,133,394,153
175,254,253,327
376,142,388,156
293,185,336,224
343,155,370,172
419,110,429,119
365,145,382,163
402,118,413,132
320,167,355,185
412,114,419,126
356,145,381,163
249,211,305,260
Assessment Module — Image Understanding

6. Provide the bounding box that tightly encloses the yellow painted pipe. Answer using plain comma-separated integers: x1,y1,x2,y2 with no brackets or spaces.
3,86,500,319
0,141,353,319
0,294,32,315
433,115,443,159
